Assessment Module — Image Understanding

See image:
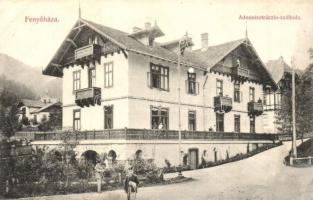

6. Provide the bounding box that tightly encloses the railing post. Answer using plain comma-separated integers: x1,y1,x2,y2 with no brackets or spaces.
309,157,312,165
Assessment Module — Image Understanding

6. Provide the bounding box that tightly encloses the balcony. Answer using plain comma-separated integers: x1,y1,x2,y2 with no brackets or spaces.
32,129,278,141
214,96,232,113
248,101,263,116
231,66,249,80
75,87,101,107
74,44,102,62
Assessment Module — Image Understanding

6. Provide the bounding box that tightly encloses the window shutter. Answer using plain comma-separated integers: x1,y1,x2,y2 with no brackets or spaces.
147,72,151,88
197,82,199,95
240,91,243,102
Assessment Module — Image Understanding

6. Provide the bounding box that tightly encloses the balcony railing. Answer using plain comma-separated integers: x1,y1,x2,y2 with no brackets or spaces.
231,66,249,79
75,87,101,107
214,96,232,113
248,101,263,116
75,44,102,61
32,129,278,141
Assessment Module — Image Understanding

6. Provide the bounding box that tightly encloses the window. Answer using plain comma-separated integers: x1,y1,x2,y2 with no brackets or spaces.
249,87,255,102
275,91,282,110
151,106,169,129
216,113,224,132
234,115,240,133
150,63,169,91
104,106,113,129
250,116,255,133
234,81,241,102
188,111,196,131
88,67,96,87
187,73,198,95
216,79,223,96
73,70,81,91
104,62,113,88
73,109,81,131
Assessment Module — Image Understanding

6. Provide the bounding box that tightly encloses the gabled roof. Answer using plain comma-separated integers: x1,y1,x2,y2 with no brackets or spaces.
31,101,62,114
266,57,292,83
18,99,47,108
42,18,276,87
43,18,205,77
192,38,246,69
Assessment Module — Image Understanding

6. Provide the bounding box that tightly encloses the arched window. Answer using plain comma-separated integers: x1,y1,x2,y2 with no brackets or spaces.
135,150,143,160
81,150,99,165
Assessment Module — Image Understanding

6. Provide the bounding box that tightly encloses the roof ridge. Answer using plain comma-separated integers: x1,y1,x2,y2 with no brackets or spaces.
81,18,129,35
193,38,246,52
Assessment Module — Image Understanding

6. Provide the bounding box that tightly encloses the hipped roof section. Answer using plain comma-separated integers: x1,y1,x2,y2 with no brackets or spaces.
43,18,276,88
266,57,292,84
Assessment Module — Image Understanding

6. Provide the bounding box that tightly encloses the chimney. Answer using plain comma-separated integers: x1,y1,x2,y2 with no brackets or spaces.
201,33,208,51
144,22,152,30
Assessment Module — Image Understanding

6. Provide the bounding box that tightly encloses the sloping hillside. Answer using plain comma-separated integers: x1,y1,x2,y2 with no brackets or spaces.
0,53,62,99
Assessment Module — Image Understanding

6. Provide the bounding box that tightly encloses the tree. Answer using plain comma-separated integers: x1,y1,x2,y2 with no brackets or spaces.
276,49,313,141
274,72,302,134
0,90,20,138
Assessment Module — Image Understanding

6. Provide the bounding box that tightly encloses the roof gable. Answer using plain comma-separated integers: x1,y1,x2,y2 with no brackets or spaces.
42,18,275,88
266,57,292,84
43,18,207,77
18,99,46,108
31,102,62,114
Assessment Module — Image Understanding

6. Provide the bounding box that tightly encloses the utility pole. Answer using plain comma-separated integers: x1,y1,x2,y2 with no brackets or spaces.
178,38,182,174
291,57,297,158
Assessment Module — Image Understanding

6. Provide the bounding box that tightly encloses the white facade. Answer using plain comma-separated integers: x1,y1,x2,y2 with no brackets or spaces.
62,50,266,133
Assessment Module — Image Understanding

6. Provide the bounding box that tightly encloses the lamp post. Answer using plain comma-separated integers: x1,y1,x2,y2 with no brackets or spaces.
177,34,192,175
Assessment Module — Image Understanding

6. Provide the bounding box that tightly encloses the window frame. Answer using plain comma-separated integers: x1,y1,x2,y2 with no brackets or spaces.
104,62,114,88
150,106,169,130
73,109,81,131
187,72,197,95
216,79,223,96
234,114,240,133
188,110,197,131
234,81,241,102
250,115,255,133
249,87,255,102
73,70,81,92
216,113,224,132
149,63,169,91
104,105,114,129
88,66,96,88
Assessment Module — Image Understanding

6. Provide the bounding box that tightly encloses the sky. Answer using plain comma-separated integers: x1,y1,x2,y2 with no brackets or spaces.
0,0,312,70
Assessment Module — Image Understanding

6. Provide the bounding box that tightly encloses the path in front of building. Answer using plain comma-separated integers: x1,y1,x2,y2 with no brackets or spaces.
17,141,313,200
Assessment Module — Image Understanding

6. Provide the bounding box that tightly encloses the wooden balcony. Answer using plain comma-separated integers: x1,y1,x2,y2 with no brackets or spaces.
75,87,101,107
231,66,249,80
214,96,232,113
248,101,263,116
33,129,278,141
74,44,102,62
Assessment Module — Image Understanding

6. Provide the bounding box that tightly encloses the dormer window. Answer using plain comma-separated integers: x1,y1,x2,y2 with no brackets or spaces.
128,22,164,46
